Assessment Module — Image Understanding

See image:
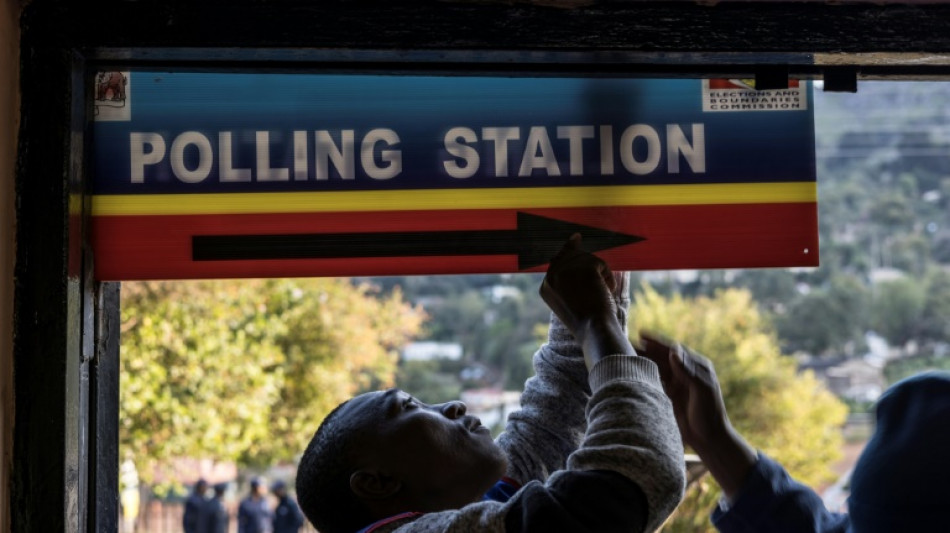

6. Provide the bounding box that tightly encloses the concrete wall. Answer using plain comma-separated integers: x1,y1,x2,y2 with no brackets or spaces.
1,1,20,531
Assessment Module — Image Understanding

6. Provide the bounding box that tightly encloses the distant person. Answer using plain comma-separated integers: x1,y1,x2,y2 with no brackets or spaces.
119,457,140,533
183,478,208,533
639,333,950,533
238,477,274,533
295,234,686,533
203,482,230,533
271,480,305,533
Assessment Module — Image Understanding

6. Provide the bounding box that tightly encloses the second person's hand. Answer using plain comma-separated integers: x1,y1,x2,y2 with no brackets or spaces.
638,332,757,500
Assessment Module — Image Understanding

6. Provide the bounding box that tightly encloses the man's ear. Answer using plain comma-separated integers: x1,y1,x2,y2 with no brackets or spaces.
350,470,402,500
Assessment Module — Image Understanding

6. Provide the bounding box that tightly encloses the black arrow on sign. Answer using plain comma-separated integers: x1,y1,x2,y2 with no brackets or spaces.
192,212,645,270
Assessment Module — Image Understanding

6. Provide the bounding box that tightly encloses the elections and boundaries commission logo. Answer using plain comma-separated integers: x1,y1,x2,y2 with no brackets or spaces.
702,79,807,112
94,71,131,121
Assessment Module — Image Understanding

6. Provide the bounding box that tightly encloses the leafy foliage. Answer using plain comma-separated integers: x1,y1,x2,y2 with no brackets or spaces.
883,352,950,385
723,83,950,357
395,359,464,405
918,268,950,343
630,284,848,533
870,277,926,347
776,275,869,356
120,278,423,480
367,274,549,390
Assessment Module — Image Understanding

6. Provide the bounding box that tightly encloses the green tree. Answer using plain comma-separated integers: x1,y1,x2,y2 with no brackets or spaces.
776,275,869,356
870,277,926,348
630,284,847,533
916,268,950,344
883,352,950,385
120,278,423,482
395,360,463,405
869,193,915,230
885,233,930,276
732,269,798,311
480,294,549,389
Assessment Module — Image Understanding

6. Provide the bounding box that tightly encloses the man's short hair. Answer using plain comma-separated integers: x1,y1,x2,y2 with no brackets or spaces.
296,397,377,533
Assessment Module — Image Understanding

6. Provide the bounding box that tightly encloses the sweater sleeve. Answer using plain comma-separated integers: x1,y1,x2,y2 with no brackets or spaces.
495,281,632,485
493,312,594,485
565,355,687,532
387,353,686,533
711,453,850,533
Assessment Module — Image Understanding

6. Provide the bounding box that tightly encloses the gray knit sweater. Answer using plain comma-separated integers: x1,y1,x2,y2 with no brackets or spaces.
370,301,685,532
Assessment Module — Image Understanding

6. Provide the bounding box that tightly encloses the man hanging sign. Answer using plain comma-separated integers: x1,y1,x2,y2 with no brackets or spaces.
91,73,816,280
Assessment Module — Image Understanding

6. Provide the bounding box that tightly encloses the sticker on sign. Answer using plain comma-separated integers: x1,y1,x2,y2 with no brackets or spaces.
93,71,132,122
702,79,808,112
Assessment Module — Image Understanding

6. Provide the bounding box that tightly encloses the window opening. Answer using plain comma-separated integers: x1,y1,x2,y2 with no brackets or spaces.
95,74,950,531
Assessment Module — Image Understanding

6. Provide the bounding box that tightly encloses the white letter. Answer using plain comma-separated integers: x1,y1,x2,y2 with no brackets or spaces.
620,124,661,175
600,125,614,175
219,131,250,182
256,131,289,182
443,127,480,179
666,123,706,173
482,127,520,177
129,132,166,183
361,128,401,180
519,126,560,177
293,130,308,181
316,130,355,180
557,125,594,176
170,131,212,183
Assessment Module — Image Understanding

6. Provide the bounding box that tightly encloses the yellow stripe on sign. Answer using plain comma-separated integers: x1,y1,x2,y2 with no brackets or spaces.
91,182,816,216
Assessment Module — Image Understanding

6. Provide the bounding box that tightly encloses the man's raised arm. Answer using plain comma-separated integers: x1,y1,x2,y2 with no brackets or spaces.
495,234,685,532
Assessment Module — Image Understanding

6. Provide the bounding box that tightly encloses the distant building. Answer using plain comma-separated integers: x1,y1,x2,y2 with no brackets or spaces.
461,388,522,429
401,341,463,362
869,267,905,284
413,295,445,310
640,270,700,284
825,358,886,402
145,457,238,489
799,355,886,403
487,285,522,303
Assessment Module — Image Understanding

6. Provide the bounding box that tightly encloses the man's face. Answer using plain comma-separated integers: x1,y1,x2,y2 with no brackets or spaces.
349,388,508,510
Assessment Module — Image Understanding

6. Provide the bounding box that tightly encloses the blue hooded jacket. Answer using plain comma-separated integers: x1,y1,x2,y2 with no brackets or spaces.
713,371,950,533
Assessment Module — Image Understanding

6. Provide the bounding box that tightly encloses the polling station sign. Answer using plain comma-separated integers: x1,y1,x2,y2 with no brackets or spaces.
90,72,817,280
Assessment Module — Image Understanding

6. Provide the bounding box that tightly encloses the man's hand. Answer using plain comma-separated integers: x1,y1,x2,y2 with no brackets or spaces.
638,332,757,500
539,233,615,332
540,234,635,369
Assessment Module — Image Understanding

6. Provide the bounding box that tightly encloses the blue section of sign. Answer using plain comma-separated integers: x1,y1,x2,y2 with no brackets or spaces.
92,72,815,195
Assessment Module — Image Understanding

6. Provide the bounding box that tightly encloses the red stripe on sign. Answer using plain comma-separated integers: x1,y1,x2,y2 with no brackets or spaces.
91,203,818,281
